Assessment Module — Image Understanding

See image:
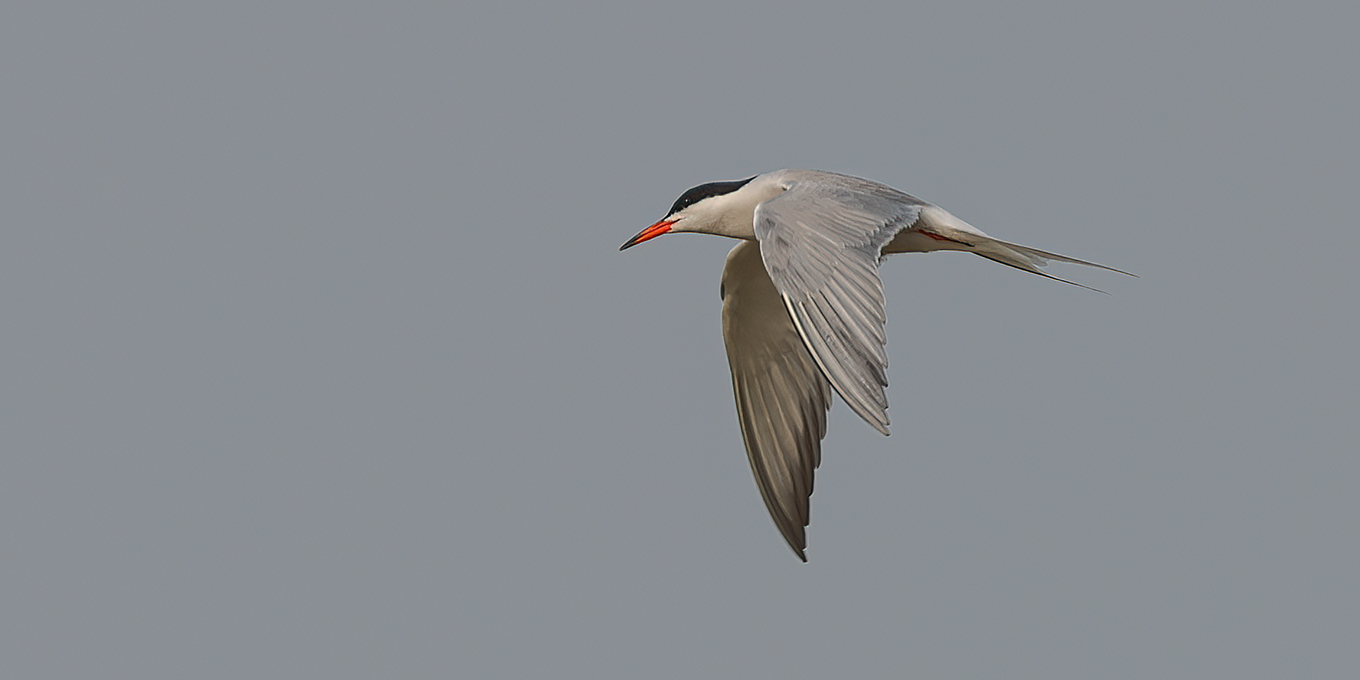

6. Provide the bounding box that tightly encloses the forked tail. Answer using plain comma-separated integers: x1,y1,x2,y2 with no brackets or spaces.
972,237,1135,293
913,204,1135,291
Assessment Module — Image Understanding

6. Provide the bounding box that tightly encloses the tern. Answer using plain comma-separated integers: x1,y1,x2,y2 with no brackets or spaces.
620,169,1127,561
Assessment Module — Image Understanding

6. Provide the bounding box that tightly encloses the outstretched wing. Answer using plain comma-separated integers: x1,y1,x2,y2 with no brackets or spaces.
753,172,925,435
721,241,832,561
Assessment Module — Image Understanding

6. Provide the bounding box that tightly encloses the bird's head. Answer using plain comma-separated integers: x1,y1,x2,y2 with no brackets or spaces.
619,176,760,250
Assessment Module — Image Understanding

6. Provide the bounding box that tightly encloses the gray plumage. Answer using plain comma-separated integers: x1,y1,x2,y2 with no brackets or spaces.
621,169,1129,560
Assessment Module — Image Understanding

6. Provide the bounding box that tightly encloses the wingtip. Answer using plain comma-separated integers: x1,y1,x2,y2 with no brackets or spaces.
862,411,891,436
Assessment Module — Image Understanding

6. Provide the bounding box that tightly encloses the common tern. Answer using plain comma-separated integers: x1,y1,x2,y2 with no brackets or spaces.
620,169,1128,561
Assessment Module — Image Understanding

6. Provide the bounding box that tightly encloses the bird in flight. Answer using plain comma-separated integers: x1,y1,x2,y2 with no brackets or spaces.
620,169,1129,561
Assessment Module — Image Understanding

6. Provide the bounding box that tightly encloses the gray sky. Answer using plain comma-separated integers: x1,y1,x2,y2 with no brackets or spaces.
3,1,1358,678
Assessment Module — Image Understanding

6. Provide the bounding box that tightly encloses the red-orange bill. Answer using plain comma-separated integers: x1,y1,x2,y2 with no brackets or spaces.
619,219,675,251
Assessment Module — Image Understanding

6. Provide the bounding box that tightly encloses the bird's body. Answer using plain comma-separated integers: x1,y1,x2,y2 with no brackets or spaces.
621,169,1126,560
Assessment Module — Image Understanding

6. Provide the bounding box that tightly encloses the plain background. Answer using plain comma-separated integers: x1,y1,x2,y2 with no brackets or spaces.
3,2,1357,678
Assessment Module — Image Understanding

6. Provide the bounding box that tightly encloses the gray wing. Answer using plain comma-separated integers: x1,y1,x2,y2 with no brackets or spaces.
753,172,926,435
721,241,832,562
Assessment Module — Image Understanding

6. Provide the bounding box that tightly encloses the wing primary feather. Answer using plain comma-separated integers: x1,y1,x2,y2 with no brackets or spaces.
722,241,823,561
819,280,887,361
785,295,891,435
748,374,795,515
737,372,801,544
825,271,886,326
802,293,887,401
763,361,808,507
